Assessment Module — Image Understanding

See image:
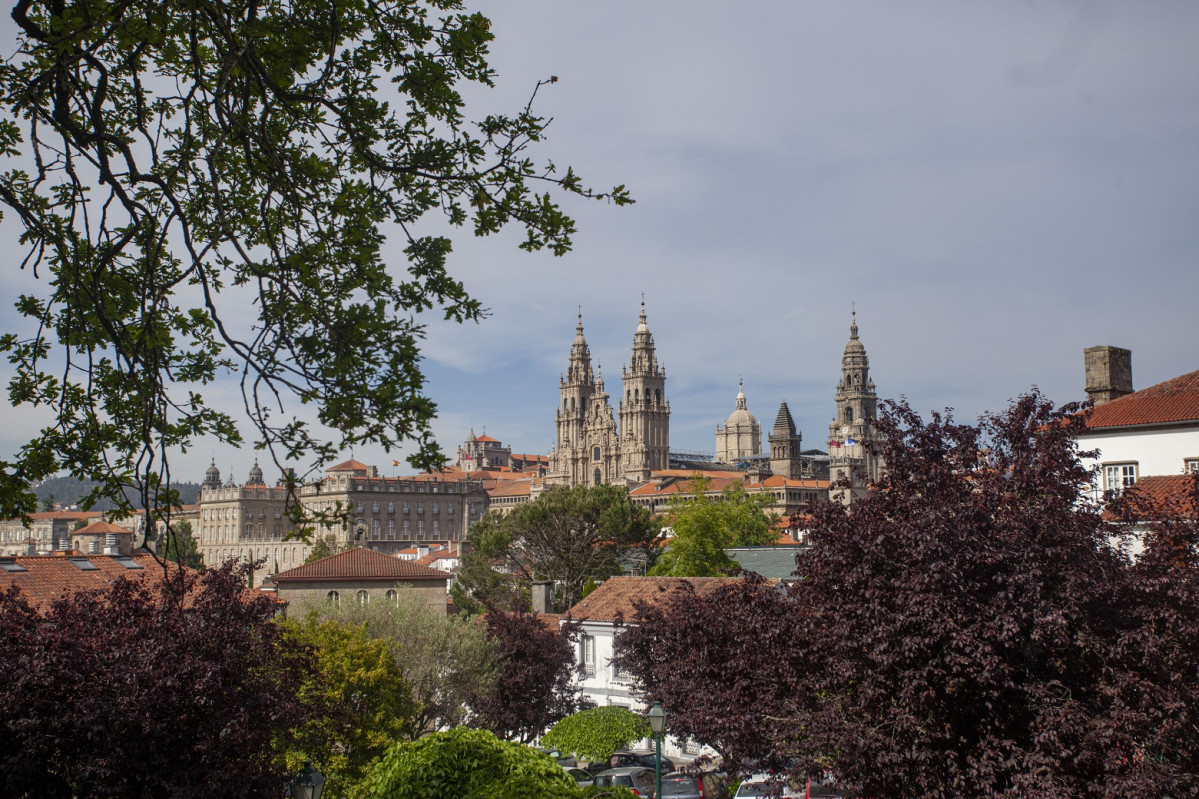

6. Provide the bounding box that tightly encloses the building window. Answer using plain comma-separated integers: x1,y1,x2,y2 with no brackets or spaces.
1186,458,1199,474
372,501,379,513
447,504,455,516
417,503,424,514
1103,462,1138,495
593,446,601,461
386,589,398,604
327,590,340,606
403,501,410,514
581,635,596,677
244,523,252,536
387,520,396,539
355,503,364,514
594,468,602,485
387,501,395,514
371,520,380,540
403,520,411,539
845,407,854,422
356,590,369,606
432,519,439,535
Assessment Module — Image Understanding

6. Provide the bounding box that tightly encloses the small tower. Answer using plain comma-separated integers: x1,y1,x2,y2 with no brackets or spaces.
619,301,670,484
1084,346,1133,406
203,459,222,492
768,401,803,478
716,380,762,463
247,459,264,486
828,311,882,503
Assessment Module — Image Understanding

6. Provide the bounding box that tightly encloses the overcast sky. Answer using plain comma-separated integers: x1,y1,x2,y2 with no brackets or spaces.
3,1,1198,487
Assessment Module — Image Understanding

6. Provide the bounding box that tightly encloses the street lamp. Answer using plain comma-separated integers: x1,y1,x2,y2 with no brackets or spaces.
290,762,326,799
647,702,667,799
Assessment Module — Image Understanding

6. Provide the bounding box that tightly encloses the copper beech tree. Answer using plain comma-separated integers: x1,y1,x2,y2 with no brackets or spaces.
616,394,1199,799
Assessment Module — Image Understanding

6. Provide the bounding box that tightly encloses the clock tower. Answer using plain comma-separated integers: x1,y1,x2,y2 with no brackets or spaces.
829,311,882,503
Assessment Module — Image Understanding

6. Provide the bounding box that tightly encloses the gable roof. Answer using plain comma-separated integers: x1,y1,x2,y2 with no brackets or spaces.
565,576,740,623
274,546,449,583
0,551,177,612
1083,370,1199,430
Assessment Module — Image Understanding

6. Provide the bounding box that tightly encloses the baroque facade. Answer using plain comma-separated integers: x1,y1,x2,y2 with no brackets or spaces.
546,304,670,487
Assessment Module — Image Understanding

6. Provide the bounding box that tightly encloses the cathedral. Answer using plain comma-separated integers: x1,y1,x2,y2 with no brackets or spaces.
827,311,883,501
545,304,670,487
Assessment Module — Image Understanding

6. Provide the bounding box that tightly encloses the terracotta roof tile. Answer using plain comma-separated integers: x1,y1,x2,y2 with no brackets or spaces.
0,551,180,612
565,576,740,623
475,435,500,443
1121,474,1199,518
327,458,370,472
487,481,532,498
274,546,449,582
73,520,135,535
1084,370,1199,430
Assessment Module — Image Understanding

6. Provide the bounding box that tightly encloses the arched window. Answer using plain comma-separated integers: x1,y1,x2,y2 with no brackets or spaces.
593,446,601,461
327,590,340,606
594,468,602,485
845,407,854,422
655,389,661,405
356,590,369,606
386,589,398,604
634,388,639,403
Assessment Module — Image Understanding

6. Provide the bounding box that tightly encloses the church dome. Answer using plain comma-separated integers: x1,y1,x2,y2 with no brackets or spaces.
204,458,221,488
724,382,758,428
247,459,264,485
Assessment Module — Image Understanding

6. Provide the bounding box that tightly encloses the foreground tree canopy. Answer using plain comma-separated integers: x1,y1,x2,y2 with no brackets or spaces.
0,563,308,798
617,394,1199,799
363,727,621,799
0,0,629,524
541,705,650,764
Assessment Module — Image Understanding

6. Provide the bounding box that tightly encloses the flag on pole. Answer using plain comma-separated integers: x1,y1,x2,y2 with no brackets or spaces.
828,439,842,448
392,460,400,467
846,438,858,446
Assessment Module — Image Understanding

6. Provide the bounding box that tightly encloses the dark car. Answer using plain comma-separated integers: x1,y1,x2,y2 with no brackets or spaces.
660,770,729,799
592,766,659,797
609,750,677,773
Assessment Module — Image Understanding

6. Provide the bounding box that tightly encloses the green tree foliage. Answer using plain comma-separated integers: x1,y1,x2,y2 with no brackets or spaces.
618,396,1199,798
541,706,650,763
0,562,309,797
297,586,498,737
649,475,776,577
363,727,611,799
39,493,53,512
454,484,657,613
275,615,416,798
0,0,629,523
162,519,204,568
304,532,346,564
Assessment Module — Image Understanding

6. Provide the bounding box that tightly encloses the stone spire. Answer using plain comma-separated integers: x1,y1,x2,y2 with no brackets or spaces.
619,299,669,483
769,401,802,478
829,310,881,503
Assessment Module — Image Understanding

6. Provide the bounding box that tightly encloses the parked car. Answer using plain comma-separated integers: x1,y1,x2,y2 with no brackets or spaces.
660,769,729,799
609,749,677,773
538,747,577,767
733,772,847,798
562,766,594,788
732,773,804,798
592,766,660,797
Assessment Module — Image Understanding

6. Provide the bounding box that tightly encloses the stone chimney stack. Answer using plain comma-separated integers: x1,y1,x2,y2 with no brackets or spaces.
531,580,555,614
1084,346,1133,406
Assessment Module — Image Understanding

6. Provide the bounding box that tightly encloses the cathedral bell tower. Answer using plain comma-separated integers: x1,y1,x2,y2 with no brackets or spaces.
618,302,670,484
547,312,597,486
828,311,881,503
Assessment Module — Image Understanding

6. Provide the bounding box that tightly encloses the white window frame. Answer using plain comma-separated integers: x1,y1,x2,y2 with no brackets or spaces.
1103,462,1138,495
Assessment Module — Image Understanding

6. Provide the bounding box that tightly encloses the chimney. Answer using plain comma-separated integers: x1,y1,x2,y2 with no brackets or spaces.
532,580,554,614
1084,346,1133,406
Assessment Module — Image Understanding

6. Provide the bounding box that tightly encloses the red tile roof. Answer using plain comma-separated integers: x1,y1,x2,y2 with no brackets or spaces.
274,546,449,582
73,520,134,535
1084,370,1199,430
475,435,500,443
24,511,104,522
0,551,179,612
565,576,741,623
327,458,370,472
487,481,532,499
1121,474,1199,518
